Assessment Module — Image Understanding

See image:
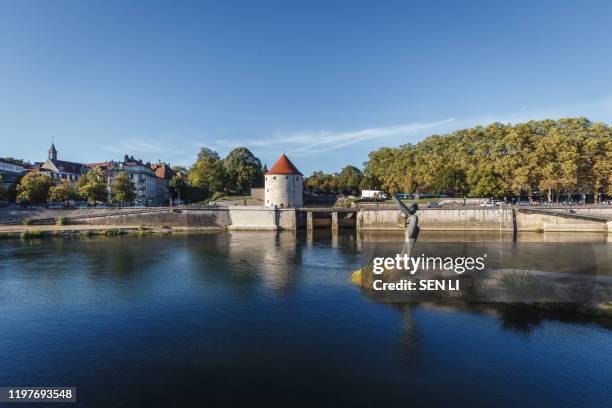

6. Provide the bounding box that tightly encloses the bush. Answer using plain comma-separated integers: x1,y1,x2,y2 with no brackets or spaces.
57,217,66,226
22,218,32,225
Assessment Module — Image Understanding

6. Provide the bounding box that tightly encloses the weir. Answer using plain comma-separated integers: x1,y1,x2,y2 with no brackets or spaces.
1,205,611,233
296,207,359,231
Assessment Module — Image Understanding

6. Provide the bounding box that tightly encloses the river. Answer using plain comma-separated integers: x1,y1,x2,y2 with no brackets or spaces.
0,231,611,407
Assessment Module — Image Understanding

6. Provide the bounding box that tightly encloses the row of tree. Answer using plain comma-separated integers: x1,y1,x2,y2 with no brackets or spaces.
361,117,612,202
2,168,136,205
1,146,268,205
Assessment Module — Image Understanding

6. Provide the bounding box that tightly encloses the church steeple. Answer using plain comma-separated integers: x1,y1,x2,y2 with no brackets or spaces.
48,142,57,161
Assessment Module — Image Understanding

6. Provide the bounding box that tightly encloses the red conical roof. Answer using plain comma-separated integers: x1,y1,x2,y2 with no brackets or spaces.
266,154,302,175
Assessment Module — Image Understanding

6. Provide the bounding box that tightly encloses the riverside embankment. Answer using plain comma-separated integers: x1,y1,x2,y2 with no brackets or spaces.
1,205,611,237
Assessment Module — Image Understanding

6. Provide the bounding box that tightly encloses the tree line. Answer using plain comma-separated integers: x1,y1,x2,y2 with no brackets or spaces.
1,167,136,205
361,117,611,202
179,147,265,202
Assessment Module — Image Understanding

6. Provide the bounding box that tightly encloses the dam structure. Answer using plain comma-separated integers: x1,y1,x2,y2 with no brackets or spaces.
2,204,611,234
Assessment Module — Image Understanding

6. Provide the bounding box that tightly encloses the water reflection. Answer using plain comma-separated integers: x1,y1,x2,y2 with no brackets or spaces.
0,231,611,406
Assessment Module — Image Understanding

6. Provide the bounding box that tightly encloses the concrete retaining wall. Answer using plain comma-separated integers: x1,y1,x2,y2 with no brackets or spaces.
4,205,611,232
358,208,514,231
227,206,278,230
516,210,609,232
278,209,297,230
71,208,230,229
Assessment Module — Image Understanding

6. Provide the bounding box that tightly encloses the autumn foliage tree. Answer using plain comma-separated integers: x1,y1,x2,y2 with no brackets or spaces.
76,167,107,204
48,180,76,202
363,118,612,202
16,173,55,205
111,172,135,204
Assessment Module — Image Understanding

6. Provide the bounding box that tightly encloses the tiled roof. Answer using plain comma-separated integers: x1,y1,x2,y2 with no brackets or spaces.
150,163,173,179
266,154,302,175
44,159,87,174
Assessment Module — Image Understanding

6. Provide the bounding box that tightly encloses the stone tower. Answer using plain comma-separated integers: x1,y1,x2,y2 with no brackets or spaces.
48,142,57,161
264,154,303,208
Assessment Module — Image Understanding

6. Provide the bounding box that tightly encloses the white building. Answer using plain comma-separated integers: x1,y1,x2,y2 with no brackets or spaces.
264,154,303,208
361,189,387,199
0,159,26,189
103,156,169,206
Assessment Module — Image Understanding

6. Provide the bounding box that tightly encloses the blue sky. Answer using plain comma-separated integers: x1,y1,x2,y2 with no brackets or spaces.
2,0,612,174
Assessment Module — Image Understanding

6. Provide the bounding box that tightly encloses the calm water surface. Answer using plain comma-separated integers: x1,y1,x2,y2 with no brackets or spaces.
0,231,611,407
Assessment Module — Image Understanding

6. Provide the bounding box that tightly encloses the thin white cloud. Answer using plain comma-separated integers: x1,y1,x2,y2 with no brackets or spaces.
100,96,612,167
197,118,456,157
457,97,612,130
101,138,188,156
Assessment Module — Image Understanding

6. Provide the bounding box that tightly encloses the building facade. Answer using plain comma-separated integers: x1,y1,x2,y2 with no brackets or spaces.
264,154,303,208
37,143,88,184
0,159,26,190
104,156,169,206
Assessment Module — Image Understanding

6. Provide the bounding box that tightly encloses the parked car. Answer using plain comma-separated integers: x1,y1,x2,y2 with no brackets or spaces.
427,202,443,208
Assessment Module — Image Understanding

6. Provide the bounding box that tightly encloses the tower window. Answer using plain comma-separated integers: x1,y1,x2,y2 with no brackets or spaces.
273,176,276,180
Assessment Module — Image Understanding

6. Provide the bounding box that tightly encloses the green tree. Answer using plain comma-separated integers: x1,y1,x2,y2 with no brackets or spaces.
111,172,135,204
306,171,339,193
16,173,55,205
223,147,264,194
169,174,187,202
337,165,363,194
76,167,107,204
188,148,226,198
358,175,380,191
197,147,220,162
48,180,75,202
